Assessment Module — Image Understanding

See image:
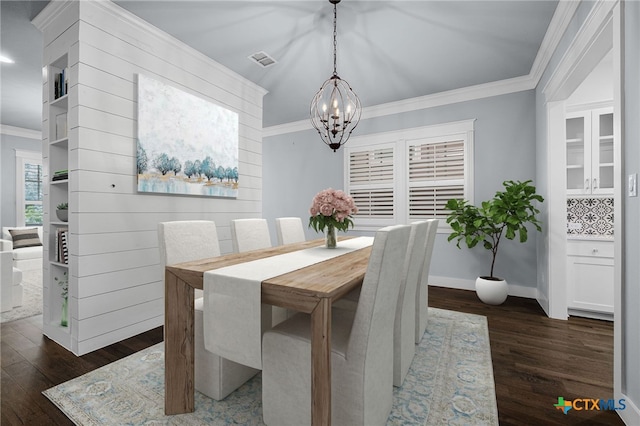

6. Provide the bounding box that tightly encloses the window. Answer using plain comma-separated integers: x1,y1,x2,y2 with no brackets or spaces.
348,146,395,219
344,120,474,232
16,150,43,226
407,137,466,220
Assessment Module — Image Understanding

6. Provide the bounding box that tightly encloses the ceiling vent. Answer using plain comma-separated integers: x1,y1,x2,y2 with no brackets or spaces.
248,51,277,68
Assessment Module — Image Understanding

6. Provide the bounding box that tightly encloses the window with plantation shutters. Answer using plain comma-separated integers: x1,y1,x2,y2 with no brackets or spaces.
408,139,466,220
344,120,474,231
348,146,395,220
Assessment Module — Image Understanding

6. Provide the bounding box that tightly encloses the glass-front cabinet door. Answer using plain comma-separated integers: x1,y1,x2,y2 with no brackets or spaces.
565,106,614,196
566,113,588,193
592,108,614,195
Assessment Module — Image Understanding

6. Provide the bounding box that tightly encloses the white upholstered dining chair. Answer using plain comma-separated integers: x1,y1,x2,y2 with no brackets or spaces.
158,220,259,400
415,219,439,343
230,218,288,325
275,217,306,245
261,224,411,426
230,218,272,253
393,220,430,387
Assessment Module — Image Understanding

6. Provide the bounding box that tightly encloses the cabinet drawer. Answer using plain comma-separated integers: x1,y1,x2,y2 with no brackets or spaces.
566,240,614,258
567,256,614,313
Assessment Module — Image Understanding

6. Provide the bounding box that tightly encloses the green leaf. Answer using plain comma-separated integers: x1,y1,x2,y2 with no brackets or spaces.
519,227,528,243
505,227,515,240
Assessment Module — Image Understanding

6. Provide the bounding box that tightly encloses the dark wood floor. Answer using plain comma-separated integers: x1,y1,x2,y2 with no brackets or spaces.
1,287,624,425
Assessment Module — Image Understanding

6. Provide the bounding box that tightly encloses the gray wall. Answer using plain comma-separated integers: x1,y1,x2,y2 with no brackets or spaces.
0,133,42,229
623,0,640,412
263,129,344,244
264,90,539,289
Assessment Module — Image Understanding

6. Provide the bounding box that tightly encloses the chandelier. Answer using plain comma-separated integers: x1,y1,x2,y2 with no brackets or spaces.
310,0,361,152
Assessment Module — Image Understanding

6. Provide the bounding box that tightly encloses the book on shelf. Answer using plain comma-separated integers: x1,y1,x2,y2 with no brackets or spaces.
55,228,69,264
52,169,68,181
60,231,69,264
54,67,68,99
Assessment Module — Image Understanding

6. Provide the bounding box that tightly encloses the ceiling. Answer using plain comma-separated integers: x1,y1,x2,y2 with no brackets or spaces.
1,0,558,132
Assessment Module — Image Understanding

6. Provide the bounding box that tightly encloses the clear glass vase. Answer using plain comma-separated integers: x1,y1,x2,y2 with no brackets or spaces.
61,296,68,327
325,224,337,249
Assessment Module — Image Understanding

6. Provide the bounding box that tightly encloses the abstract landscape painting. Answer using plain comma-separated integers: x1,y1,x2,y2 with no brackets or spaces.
137,74,239,197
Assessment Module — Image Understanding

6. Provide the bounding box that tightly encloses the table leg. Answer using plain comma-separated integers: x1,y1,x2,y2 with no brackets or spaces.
164,270,195,414
310,297,332,425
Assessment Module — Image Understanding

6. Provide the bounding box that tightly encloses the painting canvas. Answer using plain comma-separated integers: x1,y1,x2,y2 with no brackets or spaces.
136,74,239,197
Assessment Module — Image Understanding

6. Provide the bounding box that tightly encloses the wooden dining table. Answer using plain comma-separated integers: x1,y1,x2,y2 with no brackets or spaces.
164,237,372,425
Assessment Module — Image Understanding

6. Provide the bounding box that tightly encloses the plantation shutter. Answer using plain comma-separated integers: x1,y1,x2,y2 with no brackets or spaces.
344,120,473,230
407,139,465,220
348,146,395,219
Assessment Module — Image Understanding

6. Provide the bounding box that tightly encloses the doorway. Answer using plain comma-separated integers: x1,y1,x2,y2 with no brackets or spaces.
564,51,614,320
542,5,618,320
541,0,624,412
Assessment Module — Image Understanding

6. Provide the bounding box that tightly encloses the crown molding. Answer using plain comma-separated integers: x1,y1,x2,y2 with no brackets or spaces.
528,0,581,86
31,0,75,31
542,0,617,102
264,75,535,138
0,125,42,140
362,74,535,121
263,118,312,138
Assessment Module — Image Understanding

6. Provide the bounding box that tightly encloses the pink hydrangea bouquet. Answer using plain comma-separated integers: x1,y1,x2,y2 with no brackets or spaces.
309,188,358,233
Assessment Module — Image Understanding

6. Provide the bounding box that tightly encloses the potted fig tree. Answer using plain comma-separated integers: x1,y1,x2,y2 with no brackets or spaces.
445,180,544,305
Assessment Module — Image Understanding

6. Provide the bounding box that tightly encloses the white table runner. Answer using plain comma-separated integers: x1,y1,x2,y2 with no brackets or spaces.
203,237,374,369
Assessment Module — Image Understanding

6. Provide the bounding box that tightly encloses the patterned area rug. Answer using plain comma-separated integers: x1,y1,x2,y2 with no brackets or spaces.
1,268,42,323
43,308,498,425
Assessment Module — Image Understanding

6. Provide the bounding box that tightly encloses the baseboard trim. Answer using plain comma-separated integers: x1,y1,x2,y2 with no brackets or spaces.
429,275,537,299
567,308,613,322
619,392,640,425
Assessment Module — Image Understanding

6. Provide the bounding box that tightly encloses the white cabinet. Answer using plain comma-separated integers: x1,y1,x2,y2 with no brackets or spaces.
566,106,614,195
567,240,613,319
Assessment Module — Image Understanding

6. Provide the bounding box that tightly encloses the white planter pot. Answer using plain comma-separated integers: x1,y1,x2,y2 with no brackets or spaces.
56,209,68,222
475,276,508,305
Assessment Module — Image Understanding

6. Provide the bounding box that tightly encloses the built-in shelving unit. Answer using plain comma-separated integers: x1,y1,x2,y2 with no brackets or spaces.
44,52,72,349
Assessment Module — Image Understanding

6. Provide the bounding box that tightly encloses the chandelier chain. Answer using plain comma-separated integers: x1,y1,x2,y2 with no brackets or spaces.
333,3,337,75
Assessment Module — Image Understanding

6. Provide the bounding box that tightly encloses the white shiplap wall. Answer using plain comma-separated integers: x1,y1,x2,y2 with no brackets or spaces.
35,0,266,354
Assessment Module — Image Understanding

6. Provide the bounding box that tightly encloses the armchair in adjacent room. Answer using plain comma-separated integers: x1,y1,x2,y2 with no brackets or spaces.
0,244,24,312
1,226,43,272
